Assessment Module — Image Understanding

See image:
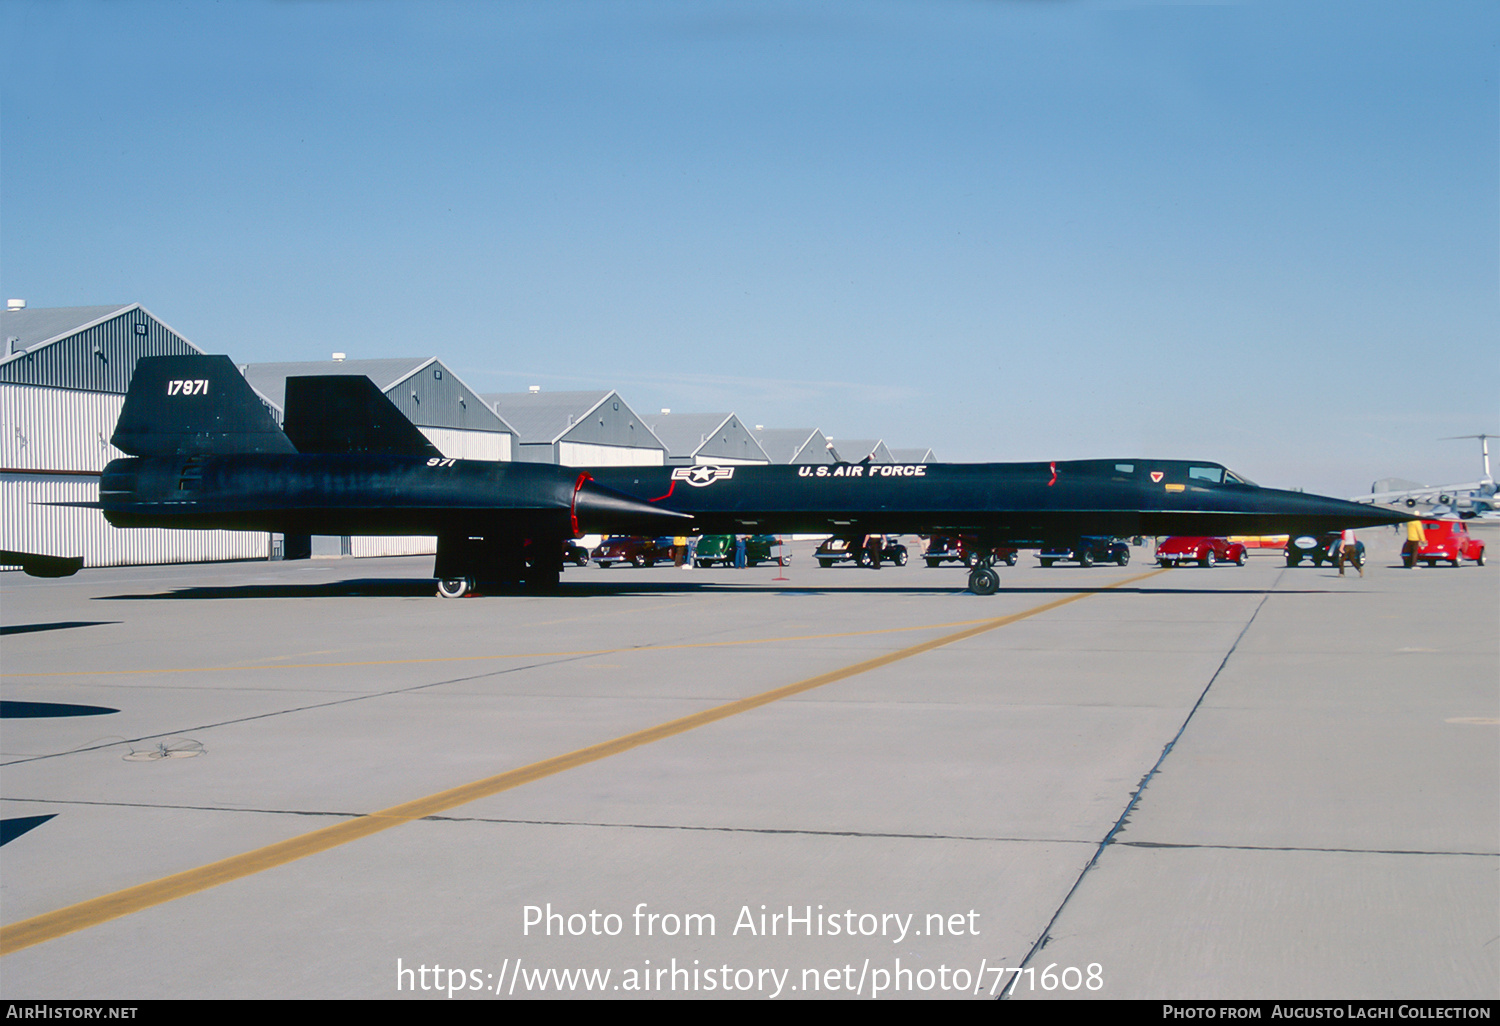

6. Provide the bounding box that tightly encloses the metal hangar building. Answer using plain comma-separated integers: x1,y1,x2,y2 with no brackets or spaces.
0,303,269,568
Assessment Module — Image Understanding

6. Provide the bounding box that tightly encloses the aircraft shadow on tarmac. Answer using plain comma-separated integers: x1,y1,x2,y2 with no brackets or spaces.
0,815,56,848
0,620,119,636
0,701,121,719
91,579,1342,600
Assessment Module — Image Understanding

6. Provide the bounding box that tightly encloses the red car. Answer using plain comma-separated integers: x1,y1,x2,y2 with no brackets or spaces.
590,536,676,568
1403,520,1486,567
1156,536,1248,567
923,535,1019,568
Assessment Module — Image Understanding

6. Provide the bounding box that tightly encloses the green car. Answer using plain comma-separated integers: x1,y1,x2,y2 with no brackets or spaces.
693,535,787,568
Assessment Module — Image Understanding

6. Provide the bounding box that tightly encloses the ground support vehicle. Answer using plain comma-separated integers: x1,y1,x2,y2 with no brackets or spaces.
591,536,677,568
816,535,908,568
1402,519,1486,567
1038,537,1130,567
923,535,1018,568
1156,536,1249,568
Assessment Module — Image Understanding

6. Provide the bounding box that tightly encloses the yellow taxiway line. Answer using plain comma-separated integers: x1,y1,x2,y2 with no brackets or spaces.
1,569,1166,956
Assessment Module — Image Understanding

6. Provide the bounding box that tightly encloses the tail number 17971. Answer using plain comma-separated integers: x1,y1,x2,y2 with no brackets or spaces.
167,379,209,396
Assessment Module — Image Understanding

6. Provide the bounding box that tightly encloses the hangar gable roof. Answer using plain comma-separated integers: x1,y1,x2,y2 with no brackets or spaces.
2,305,135,354
644,413,770,463
829,438,892,464
0,303,203,393
244,358,512,433
484,390,664,450
752,427,834,464
243,358,436,405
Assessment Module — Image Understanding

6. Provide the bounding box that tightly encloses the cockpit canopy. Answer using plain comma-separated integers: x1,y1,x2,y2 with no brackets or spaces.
1095,460,1257,488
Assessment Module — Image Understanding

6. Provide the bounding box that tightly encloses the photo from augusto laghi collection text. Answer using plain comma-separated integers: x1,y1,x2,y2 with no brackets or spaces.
394,901,1103,998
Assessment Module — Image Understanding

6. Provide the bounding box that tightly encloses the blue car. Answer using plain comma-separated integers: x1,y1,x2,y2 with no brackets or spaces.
1038,537,1130,568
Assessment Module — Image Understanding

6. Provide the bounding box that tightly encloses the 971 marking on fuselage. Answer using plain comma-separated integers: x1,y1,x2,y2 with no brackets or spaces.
427,458,457,468
166,379,209,396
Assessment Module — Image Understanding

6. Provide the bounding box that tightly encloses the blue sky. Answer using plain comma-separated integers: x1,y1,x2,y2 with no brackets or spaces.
2,0,1495,495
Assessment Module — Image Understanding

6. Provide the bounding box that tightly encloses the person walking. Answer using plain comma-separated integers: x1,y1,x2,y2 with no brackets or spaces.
1403,519,1426,569
734,534,747,569
1337,528,1362,577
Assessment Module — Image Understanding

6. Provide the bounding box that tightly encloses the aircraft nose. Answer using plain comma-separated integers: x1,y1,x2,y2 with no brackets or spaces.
1299,494,1415,531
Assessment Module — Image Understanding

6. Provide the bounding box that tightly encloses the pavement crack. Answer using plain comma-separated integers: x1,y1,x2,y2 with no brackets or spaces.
1117,840,1497,858
1001,578,1278,998
0,653,604,767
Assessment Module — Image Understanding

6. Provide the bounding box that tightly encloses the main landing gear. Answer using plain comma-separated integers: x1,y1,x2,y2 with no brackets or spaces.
437,577,473,599
434,533,564,598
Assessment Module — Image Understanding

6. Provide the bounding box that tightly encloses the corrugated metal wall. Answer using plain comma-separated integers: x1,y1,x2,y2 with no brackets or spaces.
350,535,437,558
1,473,268,568
558,441,666,466
417,426,509,461
0,383,271,570
386,361,511,433
1,385,127,472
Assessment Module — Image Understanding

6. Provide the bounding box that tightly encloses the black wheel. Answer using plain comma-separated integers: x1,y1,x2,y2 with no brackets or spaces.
926,558,941,568
962,551,974,568
893,549,907,567
1477,549,1486,566
1234,549,1247,566
818,559,834,568
856,550,873,568
1078,550,1095,568
968,567,1000,595
1040,558,1054,568
1117,550,1130,566
630,554,644,567
1005,552,1017,567
1200,550,1215,568
1158,558,1171,568
437,577,472,599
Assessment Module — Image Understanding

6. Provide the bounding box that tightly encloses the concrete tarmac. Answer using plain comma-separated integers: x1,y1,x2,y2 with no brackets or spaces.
1,532,1495,999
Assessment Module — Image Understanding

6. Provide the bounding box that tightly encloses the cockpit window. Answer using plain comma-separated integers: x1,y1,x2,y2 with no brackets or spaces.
1188,466,1224,484
1114,463,1135,474
1224,469,1256,486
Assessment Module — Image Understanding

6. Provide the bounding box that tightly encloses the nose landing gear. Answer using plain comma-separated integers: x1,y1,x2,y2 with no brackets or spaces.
967,566,1000,595
966,549,1004,595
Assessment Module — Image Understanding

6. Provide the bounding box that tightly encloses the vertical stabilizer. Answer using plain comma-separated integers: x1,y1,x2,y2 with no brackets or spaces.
112,355,297,456
282,375,443,457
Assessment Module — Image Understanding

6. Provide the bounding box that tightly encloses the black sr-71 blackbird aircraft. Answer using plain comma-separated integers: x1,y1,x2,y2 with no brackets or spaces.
86,355,1408,595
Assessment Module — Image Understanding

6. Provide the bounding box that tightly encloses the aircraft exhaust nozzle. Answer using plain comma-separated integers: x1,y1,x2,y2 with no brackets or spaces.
571,477,694,534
